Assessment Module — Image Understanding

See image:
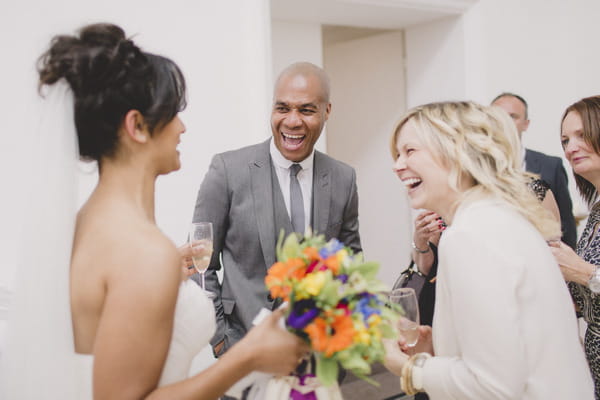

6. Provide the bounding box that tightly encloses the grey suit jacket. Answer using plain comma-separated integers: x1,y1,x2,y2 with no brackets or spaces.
193,139,361,351
525,148,577,248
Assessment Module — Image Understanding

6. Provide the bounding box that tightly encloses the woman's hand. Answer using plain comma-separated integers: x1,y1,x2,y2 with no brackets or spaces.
397,325,434,356
383,325,434,376
242,308,310,375
412,211,444,275
549,241,595,285
413,211,443,249
382,338,409,376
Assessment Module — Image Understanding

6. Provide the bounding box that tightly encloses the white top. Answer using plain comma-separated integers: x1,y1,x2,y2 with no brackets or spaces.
159,279,215,385
422,198,594,400
270,138,314,231
73,280,215,397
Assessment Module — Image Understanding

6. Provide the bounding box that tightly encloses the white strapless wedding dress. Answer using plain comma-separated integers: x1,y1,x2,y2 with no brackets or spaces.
75,279,216,397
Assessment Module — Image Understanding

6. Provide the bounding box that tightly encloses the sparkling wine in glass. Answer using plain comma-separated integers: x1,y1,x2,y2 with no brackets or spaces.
389,287,420,347
189,222,214,297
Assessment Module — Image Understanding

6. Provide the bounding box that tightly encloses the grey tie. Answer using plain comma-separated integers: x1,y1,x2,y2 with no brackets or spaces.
289,163,304,234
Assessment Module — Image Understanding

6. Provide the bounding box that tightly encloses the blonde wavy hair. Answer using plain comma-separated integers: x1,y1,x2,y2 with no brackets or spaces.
390,101,561,240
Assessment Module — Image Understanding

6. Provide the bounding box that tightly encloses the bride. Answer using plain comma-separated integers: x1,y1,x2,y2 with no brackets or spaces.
1,23,307,399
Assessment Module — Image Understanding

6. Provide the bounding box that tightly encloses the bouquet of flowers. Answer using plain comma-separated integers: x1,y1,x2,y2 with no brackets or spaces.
265,232,399,388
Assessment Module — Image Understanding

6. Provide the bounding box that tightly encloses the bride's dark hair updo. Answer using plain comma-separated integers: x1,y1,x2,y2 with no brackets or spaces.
37,23,187,161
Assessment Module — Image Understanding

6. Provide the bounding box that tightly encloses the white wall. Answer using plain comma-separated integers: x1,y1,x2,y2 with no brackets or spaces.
0,0,272,284
0,0,272,372
407,0,600,216
405,15,466,107
324,31,411,286
271,20,323,78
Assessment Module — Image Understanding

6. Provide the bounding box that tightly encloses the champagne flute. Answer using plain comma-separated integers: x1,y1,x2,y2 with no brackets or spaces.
189,222,214,298
389,287,420,347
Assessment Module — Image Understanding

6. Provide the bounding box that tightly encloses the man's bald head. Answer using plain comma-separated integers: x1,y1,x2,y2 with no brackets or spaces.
274,62,330,103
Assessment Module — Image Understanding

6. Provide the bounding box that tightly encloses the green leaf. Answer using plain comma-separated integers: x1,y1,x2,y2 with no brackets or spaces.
316,355,339,387
352,252,364,263
381,304,401,320
317,274,341,306
281,233,301,261
379,323,397,339
340,353,371,375
365,281,389,293
353,261,380,280
275,229,286,261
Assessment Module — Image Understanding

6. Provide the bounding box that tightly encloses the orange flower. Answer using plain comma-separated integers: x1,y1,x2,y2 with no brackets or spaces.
304,314,355,357
265,259,308,302
304,318,328,352
303,247,321,262
265,262,293,301
285,258,307,280
324,255,340,274
269,284,291,302
266,261,289,282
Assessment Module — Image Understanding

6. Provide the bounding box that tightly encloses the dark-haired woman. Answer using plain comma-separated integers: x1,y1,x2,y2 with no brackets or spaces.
552,96,600,398
1,23,307,400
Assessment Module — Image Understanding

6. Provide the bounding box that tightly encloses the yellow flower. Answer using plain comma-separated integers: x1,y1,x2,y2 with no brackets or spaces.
299,271,327,296
367,314,381,327
354,328,371,345
336,249,348,263
370,328,382,341
352,319,370,345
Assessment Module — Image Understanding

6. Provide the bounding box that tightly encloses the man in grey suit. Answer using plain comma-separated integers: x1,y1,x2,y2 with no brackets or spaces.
492,92,577,248
193,62,362,360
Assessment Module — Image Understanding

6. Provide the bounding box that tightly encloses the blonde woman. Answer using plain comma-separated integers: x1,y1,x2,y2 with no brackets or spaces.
384,101,593,399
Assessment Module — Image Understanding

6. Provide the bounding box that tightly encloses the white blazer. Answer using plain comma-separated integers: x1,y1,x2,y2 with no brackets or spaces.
422,198,594,400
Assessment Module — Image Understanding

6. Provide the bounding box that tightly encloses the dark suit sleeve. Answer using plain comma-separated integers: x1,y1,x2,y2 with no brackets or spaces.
338,168,362,254
192,153,230,347
552,159,577,249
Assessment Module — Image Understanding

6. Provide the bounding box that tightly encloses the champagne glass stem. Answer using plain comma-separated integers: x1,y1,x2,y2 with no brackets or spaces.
200,271,206,291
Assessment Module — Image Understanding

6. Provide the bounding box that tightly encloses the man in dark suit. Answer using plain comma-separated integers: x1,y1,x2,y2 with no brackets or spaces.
193,62,362,361
492,92,577,248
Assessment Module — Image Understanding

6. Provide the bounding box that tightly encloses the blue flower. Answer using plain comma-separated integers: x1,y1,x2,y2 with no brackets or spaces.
287,299,320,330
319,239,344,259
336,274,348,283
356,296,381,323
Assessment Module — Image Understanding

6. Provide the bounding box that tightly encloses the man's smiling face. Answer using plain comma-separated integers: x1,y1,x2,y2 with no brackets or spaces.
271,73,330,162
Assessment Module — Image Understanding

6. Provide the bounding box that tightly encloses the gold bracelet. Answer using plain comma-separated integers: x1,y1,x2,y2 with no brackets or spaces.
400,354,416,395
400,353,430,395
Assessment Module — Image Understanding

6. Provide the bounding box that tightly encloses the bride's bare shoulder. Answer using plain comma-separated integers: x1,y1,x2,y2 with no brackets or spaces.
73,202,179,282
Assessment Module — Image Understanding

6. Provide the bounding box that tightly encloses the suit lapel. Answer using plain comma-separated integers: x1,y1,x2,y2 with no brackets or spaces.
525,149,542,175
250,141,277,270
312,152,331,236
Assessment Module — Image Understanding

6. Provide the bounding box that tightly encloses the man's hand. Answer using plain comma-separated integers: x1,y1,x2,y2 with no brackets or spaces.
178,244,197,280
213,340,225,357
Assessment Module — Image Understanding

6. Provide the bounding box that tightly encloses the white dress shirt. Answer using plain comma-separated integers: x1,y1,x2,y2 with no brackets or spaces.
269,138,313,232
421,197,594,399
